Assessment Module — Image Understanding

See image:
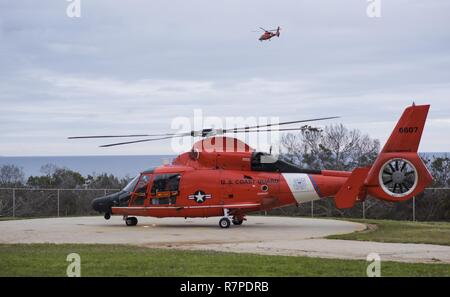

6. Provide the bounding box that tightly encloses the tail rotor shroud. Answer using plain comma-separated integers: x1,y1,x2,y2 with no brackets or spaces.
379,158,418,197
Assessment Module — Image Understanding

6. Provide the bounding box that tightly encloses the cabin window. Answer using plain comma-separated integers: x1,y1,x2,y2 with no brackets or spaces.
150,173,181,205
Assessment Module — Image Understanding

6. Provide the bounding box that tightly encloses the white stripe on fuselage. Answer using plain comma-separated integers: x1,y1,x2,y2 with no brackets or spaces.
281,173,320,204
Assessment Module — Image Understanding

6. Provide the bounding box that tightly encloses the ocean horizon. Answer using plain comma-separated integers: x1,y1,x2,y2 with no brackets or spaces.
0,152,448,178
0,155,175,178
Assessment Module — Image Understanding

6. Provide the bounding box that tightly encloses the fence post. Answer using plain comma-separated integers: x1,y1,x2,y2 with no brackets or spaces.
104,189,107,196
12,188,16,218
57,189,60,217
362,201,366,219
412,196,416,222
311,200,314,217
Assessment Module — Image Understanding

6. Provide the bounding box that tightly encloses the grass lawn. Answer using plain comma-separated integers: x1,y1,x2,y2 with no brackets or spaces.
327,219,450,246
0,243,449,277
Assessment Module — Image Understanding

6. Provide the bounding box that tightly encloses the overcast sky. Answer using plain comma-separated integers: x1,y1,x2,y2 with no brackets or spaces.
0,0,449,156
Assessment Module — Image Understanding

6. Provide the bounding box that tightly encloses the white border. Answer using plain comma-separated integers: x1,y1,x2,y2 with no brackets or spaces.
378,158,418,198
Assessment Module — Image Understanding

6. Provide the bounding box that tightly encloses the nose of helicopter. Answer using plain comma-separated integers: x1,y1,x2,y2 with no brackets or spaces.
92,193,116,213
92,191,131,214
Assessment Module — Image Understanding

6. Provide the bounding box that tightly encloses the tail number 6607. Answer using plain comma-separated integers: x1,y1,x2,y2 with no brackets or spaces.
399,127,418,133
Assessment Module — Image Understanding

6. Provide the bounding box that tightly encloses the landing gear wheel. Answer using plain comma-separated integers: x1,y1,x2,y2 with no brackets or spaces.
219,217,231,229
232,218,243,225
104,212,111,220
125,217,138,226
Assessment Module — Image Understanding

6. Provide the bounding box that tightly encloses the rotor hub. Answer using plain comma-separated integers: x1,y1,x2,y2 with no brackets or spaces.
392,171,405,184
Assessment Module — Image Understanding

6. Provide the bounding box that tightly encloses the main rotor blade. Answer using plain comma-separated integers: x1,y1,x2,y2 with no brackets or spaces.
71,116,339,147
259,27,268,32
68,133,177,139
224,127,321,133
99,135,186,147
99,126,321,147
223,116,339,133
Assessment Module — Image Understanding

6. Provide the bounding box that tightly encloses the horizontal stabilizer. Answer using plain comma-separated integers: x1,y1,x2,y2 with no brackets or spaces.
335,167,370,209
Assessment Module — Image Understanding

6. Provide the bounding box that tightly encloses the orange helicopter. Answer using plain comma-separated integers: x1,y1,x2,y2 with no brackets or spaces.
69,104,432,228
257,26,281,41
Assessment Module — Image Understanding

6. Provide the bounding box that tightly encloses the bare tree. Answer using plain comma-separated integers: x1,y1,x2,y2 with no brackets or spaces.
281,124,380,171
40,164,58,177
0,164,25,187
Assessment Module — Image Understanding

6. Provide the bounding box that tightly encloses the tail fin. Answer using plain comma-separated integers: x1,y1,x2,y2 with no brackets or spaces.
335,104,433,208
381,103,429,153
276,26,281,37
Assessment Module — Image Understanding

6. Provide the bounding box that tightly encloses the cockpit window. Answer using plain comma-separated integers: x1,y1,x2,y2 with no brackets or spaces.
122,175,140,193
129,174,151,206
135,175,151,194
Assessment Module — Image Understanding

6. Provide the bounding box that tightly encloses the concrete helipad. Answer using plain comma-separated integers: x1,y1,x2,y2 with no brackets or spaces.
1,216,450,263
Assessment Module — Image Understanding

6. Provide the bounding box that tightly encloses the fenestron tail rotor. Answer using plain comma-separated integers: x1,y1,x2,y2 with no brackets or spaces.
380,158,418,197
68,116,339,147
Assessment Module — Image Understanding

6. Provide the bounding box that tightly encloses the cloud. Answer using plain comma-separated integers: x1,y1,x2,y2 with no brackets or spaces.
1,70,449,155
0,0,449,155
45,42,100,55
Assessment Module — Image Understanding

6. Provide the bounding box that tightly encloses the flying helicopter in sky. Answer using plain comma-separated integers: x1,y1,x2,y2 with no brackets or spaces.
69,104,432,228
257,26,281,41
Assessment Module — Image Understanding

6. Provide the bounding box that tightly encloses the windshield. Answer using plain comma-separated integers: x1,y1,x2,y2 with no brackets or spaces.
122,175,140,192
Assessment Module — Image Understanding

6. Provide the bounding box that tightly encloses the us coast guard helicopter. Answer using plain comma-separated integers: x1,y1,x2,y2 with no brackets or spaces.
69,104,432,228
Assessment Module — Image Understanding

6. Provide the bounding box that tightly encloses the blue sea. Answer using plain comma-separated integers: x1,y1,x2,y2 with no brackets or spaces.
0,152,447,178
0,155,175,178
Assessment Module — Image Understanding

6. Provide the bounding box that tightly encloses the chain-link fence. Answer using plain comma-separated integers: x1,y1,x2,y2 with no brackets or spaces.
0,188,119,217
0,187,449,221
266,188,450,221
